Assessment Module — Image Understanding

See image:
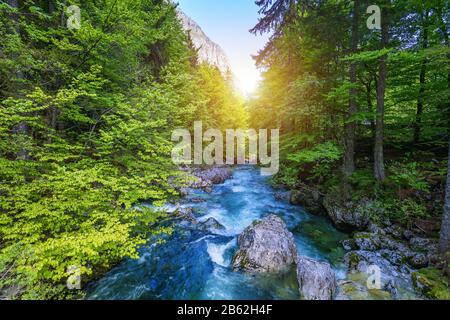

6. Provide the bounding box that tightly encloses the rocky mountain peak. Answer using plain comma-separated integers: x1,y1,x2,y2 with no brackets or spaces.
177,10,232,75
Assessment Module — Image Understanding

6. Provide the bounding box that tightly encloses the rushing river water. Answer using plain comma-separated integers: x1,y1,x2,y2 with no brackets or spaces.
86,166,349,300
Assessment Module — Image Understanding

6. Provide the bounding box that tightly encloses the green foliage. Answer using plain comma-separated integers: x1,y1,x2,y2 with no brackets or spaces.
195,64,248,130
0,0,247,299
287,142,342,165
377,198,428,226
388,162,430,193
412,268,450,300
349,169,377,195
270,164,299,188
251,0,448,232
287,142,343,182
345,161,435,225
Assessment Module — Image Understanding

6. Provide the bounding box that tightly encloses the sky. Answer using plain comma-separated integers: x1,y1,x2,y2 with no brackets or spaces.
176,0,270,96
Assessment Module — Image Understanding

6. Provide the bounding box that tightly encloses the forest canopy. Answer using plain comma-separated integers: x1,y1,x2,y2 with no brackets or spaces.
249,0,449,214
248,0,449,284
0,0,246,299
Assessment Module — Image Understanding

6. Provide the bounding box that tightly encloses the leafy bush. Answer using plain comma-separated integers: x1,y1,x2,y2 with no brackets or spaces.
349,169,378,199
388,162,430,193
270,165,299,188
286,142,343,182
380,198,428,226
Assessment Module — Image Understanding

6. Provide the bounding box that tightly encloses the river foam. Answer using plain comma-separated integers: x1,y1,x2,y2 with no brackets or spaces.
86,166,349,300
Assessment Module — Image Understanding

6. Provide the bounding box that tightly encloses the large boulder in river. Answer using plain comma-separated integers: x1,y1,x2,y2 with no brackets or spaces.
198,217,226,232
232,215,298,273
323,196,370,232
174,207,197,224
296,256,336,300
194,167,232,185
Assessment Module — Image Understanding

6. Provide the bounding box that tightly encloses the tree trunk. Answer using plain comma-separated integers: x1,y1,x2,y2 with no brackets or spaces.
374,1,389,182
46,0,60,144
365,79,376,140
343,0,360,183
441,140,450,255
7,0,30,160
436,5,450,137
7,0,20,32
414,11,429,144
438,2,450,257
48,0,55,13
414,61,426,144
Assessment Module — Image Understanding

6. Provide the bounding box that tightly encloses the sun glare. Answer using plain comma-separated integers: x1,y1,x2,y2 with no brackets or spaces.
234,68,261,97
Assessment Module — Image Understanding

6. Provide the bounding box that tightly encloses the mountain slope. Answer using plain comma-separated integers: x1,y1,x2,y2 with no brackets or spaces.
177,10,232,74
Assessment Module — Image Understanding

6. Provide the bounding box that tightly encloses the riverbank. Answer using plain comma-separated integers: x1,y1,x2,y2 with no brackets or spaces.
286,186,449,300
86,166,348,299
85,165,449,300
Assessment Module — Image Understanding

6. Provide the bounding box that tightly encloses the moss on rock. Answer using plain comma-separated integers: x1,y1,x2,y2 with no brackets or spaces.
294,219,348,265
346,252,365,271
412,268,450,300
337,277,392,300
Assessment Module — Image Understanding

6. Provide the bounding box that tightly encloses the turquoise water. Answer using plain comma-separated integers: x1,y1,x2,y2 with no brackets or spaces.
86,166,348,300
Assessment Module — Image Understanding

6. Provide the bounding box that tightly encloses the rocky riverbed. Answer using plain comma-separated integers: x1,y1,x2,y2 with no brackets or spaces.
86,166,444,300
289,187,446,300
232,215,337,300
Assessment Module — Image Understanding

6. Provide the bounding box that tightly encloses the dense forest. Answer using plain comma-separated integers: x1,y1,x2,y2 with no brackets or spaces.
0,0,246,299
0,0,449,301
249,0,449,292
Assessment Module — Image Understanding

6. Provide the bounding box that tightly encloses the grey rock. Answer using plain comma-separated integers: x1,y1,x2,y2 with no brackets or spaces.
204,187,213,194
353,233,381,251
198,218,226,232
368,223,386,236
383,280,398,298
187,167,232,192
385,225,403,239
335,280,369,300
194,167,232,185
381,219,393,227
323,197,370,232
179,188,189,197
342,224,434,299
177,11,231,74
409,237,435,252
408,254,429,269
334,282,352,300
380,237,414,259
189,177,213,190
175,207,197,224
345,250,414,286
296,256,336,300
380,249,403,266
345,251,368,273
275,191,290,201
232,215,298,273
403,230,415,241
191,198,205,203
290,189,324,215
342,239,357,251
336,280,392,300
351,232,417,265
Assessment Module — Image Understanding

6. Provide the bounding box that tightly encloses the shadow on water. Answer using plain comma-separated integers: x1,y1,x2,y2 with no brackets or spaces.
86,166,348,300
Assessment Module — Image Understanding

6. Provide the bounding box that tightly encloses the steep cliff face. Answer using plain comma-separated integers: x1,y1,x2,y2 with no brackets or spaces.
177,10,232,74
